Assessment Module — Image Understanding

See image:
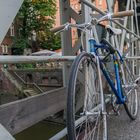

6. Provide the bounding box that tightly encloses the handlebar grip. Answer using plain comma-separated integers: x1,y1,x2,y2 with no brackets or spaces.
111,10,134,18
50,24,66,33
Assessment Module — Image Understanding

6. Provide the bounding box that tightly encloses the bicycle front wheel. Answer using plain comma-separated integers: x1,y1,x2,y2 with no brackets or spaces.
120,59,138,120
67,52,107,140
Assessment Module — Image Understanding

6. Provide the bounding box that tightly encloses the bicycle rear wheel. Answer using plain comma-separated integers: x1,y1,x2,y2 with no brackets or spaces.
120,59,138,120
67,52,107,140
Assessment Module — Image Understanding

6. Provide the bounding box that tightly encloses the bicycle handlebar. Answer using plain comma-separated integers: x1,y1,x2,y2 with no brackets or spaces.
50,10,134,33
111,10,134,18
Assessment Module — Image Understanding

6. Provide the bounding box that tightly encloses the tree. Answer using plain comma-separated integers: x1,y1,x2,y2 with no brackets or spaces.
12,0,61,54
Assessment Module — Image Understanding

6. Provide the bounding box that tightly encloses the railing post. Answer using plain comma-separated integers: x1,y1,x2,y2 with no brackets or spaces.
59,0,72,87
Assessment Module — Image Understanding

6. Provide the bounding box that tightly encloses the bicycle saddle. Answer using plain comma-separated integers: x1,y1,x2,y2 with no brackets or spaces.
106,25,122,35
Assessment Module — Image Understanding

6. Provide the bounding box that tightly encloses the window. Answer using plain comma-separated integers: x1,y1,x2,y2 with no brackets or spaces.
10,23,15,36
99,0,102,5
1,45,8,54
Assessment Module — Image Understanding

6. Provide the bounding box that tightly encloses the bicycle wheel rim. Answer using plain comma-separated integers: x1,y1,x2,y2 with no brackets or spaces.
124,89,138,120
121,60,138,120
67,52,107,140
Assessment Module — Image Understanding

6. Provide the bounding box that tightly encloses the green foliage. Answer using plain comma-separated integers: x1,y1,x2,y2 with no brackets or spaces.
42,34,61,50
12,37,30,55
16,63,35,69
18,0,56,36
13,0,61,54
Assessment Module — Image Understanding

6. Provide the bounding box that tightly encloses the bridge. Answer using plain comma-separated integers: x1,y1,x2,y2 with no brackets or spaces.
0,0,139,139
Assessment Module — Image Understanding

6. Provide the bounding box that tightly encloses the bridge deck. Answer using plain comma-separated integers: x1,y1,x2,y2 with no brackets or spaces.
108,89,140,140
0,87,66,135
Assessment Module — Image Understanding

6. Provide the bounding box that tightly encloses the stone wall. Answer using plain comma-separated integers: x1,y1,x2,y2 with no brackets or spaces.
1,68,63,94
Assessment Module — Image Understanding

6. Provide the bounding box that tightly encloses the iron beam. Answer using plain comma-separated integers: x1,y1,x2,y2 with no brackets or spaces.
0,55,75,64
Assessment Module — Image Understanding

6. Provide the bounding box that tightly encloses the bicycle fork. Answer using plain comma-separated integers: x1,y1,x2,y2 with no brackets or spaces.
96,56,108,140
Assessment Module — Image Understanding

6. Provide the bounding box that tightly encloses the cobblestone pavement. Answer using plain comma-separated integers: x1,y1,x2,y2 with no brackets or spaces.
108,101,140,140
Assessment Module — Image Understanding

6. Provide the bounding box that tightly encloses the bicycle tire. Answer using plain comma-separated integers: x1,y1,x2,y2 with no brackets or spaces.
120,59,138,120
67,52,107,140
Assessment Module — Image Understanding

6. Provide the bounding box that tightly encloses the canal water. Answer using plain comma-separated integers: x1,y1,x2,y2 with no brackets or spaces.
14,121,66,140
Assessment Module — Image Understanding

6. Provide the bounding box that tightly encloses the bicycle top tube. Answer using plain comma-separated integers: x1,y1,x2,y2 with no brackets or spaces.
89,39,116,55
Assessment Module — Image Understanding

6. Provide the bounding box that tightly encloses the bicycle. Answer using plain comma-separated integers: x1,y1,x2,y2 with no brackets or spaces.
51,8,138,140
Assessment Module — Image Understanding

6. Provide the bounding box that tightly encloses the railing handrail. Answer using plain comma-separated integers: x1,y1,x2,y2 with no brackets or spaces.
13,71,43,93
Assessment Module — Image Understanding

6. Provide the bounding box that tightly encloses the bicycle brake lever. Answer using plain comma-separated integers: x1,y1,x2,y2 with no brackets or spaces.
54,23,70,35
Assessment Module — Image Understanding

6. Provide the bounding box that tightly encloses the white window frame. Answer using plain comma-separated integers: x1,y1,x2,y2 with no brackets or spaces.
1,45,8,54
10,23,15,36
99,0,102,5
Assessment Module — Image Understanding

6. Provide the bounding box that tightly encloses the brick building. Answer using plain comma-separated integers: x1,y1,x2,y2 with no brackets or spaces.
0,23,14,55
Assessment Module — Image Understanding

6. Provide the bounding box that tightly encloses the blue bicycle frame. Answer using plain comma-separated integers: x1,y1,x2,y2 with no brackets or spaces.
89,39,126,104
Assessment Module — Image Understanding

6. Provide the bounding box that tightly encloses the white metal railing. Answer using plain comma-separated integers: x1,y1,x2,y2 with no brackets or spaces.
0,55,75,64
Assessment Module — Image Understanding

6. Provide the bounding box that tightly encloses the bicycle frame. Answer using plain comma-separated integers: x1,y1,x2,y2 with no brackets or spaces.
89,39,126,104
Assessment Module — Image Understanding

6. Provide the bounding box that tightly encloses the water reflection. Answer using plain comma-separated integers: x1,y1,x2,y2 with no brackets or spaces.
15,121,66,140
